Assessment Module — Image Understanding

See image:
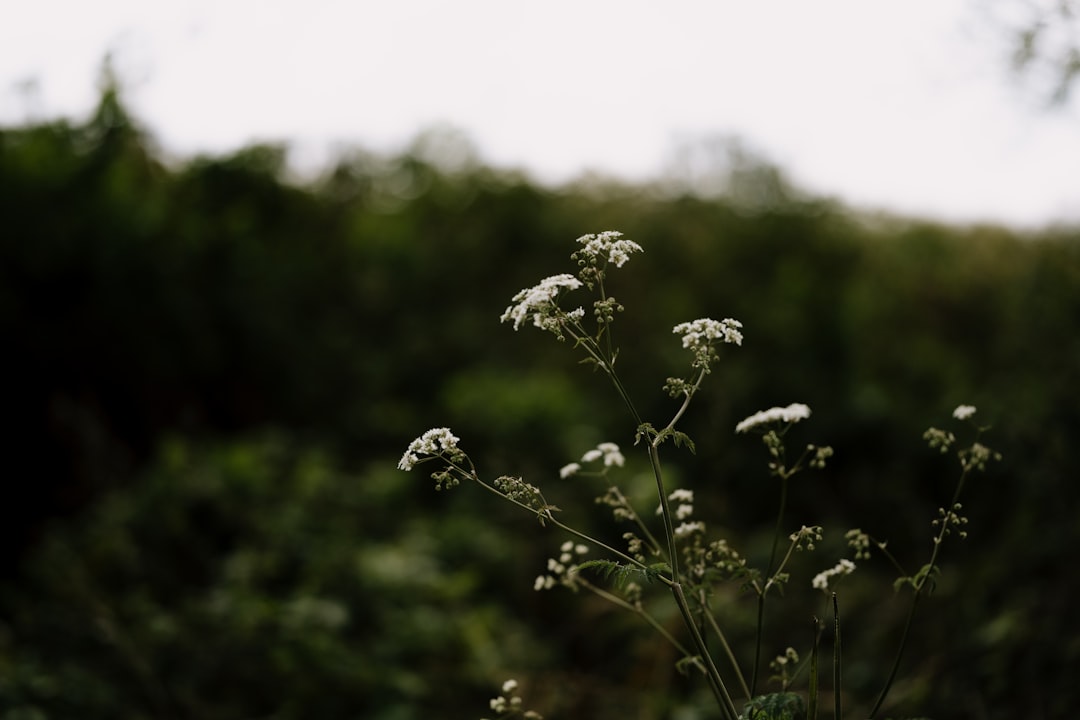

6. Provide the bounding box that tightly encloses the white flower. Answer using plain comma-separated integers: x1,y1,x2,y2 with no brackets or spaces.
559,462,581,479
500,274,583,331
953,404,977,420
812,559,856,592
575,230,644,268
735,403,811,433
675,504,694,520
502,679,519,694
398,427,460,470
668,489,694,503
673,317,744,349
580,442,624,467
674,521,706,537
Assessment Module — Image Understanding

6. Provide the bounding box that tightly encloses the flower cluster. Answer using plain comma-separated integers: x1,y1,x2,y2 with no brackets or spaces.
397,427,462,471
500,274,584,333
534,541,589,591
845,528,873,560
788,525,823,551
559,442,625,478
735,403,811,434
960,442,1001,473
932,502,969,541
482,678,543,720
953,404,977,420
672,317,744,372
812,559,856,592
573,231,644,270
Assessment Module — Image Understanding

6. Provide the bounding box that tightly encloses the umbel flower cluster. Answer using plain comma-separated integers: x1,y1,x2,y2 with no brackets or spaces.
397,230,999,720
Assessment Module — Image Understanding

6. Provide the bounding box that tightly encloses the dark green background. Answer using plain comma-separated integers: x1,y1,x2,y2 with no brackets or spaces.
1,86,1076,720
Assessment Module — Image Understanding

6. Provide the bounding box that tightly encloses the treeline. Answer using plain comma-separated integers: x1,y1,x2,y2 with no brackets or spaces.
1,88,1077,719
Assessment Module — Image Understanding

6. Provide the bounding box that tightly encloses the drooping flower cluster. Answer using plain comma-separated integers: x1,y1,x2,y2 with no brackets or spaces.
735,403,811,434
812,558,856,592
534,541,589,591
500,274,585,333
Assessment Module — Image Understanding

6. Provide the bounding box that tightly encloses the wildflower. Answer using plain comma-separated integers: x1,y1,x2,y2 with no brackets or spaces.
398,427,461,471
673,317,744,349
735,403,811,433
812,559,856,592
502,679,519,694
953,404,977,420
500,274,583,331
535,541,588,591
580,442,625,468
574,230,644,268
674,521,706,538
845,529,873,560
559,462,581,479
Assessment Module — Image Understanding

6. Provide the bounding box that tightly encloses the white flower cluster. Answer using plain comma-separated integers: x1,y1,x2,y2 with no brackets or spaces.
483,679,543,719
657,488,695,521
674,521,706,538
673,317,744,349
812,559,856,592
575,230,644,268
735,403,811,434
398,427,460,471
953,404,977,420
500,274,584,331
534,541,589,591
559,442,625,477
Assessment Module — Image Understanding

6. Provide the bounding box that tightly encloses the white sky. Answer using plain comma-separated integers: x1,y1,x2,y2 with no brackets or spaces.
2,0,1078,226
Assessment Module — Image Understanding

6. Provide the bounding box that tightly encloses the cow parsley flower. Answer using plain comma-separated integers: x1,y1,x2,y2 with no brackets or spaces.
500,274,583,331
580,442,625,468
953,404,977,420
673,317,744,349
735,403,811,433
574,231,643,268
398,427,461,471
812,559,856,592
559,462,581,478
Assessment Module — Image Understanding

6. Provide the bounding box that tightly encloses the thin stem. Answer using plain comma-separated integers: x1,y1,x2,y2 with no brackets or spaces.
578,578,699,667
868,467,970,718
701,603,752,700
671,582,742,720
465,469,661,578
808,616,820,720
648,443,680,582
752,470,790,696
833,594,842,720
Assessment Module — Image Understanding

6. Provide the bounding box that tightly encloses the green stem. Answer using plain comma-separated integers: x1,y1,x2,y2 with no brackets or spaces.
868,468,970,718
752,471,790,696
702,603,752,701
671,582,741,720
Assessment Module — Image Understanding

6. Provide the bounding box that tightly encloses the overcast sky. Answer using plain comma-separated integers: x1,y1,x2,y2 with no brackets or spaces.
2,0,1078,226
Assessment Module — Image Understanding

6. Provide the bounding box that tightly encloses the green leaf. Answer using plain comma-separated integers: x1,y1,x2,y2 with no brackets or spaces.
743,692,806,720
576,559,669,588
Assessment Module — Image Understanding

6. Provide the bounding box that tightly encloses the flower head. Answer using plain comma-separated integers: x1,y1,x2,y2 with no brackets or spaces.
812,559,856,592
574,231,643,268
953,404,977,420
580,442,625,468
735,403,811,433
500,274,583,332
398,427,461,471
673,317,744,349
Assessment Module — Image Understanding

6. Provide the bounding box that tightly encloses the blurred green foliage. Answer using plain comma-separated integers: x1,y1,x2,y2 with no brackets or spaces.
1,86,1077,719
